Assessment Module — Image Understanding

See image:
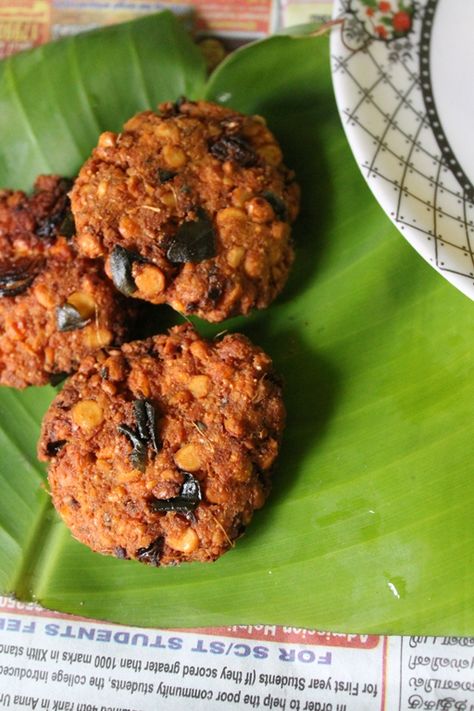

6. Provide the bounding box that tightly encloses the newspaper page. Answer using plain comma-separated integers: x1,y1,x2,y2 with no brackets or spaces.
0,0,334,58
0,598,473,710
50,0,195,40
278,0,332,30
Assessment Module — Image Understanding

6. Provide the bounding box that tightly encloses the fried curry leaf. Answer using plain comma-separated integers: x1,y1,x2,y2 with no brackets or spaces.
261,191,288,222
117,399,160,472
136,537,164,566
166,214,217,263
109,246,138,296
209,134,258,167
117,424,148,472
45,439,67,456
0,258,43,297
157,169,177,184
149,473,202,518
56,303,90,332
134,399,159,453
57,211,76,239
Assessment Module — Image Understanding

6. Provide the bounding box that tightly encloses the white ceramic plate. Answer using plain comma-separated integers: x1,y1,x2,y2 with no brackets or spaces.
330,0,474,299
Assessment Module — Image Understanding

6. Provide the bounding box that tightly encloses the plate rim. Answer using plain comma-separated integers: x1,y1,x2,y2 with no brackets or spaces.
330,0,474,301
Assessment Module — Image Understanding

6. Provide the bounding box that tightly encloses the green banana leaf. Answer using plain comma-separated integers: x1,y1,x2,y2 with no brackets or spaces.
0,12,472,635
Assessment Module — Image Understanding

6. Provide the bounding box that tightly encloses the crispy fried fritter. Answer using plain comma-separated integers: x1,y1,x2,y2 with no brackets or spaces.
39,324,285,565
0,176,130,388
71,100,300,322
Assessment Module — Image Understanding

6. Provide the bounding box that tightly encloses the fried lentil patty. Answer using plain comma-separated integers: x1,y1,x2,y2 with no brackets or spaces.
38,324,285,565
0,176,130,388
70,100,300,322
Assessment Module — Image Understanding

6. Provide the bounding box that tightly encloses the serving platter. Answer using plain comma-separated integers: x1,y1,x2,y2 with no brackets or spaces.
331,0,474,299
0,12,473,634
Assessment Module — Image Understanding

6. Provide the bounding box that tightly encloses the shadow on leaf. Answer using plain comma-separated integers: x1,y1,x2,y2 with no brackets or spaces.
234,324,340,549
268,106,334,306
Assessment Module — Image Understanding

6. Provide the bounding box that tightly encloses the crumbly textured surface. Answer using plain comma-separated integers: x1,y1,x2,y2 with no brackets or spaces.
0,176,130,388
0,175,73,259
38,324,285,565
70,100,300,322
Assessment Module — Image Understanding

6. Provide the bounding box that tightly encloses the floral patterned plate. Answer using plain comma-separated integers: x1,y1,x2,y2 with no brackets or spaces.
330,0,474,299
